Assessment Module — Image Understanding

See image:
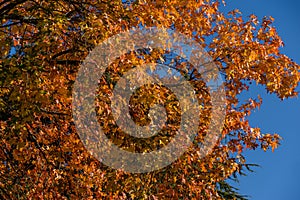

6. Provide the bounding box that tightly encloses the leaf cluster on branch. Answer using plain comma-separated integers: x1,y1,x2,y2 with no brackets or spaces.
0,0,299,199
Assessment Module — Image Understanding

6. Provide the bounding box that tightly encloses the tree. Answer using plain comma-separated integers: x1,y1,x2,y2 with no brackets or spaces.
0,0,299,199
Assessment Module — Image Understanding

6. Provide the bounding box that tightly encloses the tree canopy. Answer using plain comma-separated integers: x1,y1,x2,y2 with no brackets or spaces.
0,0,299,199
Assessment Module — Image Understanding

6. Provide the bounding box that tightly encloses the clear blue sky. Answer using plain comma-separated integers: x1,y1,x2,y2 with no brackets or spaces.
220,1,300,199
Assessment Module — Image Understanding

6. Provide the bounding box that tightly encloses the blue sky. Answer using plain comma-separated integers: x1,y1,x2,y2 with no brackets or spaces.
220,1,300,199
